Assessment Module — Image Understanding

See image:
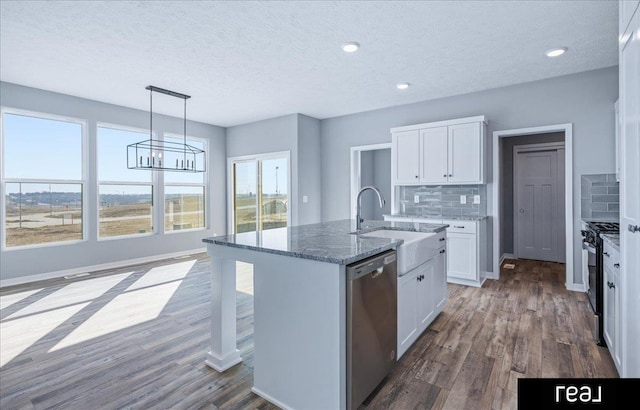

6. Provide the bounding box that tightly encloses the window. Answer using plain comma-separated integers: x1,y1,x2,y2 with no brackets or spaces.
97,125,154,238
230,152,289,234
163,135,206,232
2,111,85,248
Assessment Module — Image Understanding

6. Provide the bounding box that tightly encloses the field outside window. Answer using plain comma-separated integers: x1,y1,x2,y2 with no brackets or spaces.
2,112,84,248
98,125,154,238
164,135,206,232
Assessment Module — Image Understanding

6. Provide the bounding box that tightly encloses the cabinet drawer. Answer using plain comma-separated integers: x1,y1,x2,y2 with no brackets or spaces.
443,220,477,234
602,241,620,271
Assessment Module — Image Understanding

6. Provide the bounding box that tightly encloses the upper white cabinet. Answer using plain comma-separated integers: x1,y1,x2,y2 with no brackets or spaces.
393,129,421,183
391,116,487,185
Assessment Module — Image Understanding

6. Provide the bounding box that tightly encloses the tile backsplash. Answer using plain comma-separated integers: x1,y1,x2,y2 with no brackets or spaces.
397,185,487,218
581,174,619,220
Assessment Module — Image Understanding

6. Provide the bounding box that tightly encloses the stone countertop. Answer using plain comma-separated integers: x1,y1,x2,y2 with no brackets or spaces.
202,219,448,265
385,214,488,221
601,233,620,250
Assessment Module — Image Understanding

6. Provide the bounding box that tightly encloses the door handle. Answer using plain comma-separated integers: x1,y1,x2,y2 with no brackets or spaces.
603,252,610,257
607,281,615,289
614,263,620,268
629,224,640,233
439,249,446,254
519,209,525,213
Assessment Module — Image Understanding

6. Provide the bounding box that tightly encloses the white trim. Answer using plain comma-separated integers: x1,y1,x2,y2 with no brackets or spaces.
492,123,574,290
250,387,294,410
500,253,516,265
349,143,392,219
566,282,587,292
1,107,88,251
0,247,206,288
227,150,292,234
390,115,487,133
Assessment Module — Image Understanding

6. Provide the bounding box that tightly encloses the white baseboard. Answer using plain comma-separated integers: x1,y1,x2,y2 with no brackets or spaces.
566,282,587,292
0,247,207,288
500,253,515,265
251,387,294,410
484,270,498,280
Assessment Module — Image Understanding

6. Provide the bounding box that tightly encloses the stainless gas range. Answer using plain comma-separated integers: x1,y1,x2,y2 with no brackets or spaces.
581,221,619,346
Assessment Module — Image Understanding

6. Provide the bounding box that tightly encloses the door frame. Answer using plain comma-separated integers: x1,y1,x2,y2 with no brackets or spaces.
513,142,566,261
227,150,291,234
349,143,392,219
492,124,575,290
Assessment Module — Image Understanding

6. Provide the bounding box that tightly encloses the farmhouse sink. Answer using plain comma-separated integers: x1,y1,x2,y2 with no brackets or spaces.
359,229,438,274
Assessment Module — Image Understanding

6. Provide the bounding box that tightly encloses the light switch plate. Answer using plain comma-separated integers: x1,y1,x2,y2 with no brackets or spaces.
413,195,419,203
473,195,480,204
303,195,308,203
460,195,467,204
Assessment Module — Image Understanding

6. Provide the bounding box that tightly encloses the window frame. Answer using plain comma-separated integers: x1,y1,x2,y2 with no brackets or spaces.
162,132,208,234
1,107,88,251
96,122,158,241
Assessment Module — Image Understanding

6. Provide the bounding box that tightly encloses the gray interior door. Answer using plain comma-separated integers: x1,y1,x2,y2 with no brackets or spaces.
515,149,561,262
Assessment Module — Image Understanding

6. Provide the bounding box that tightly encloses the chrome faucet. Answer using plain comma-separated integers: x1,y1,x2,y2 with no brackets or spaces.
356,186,386,231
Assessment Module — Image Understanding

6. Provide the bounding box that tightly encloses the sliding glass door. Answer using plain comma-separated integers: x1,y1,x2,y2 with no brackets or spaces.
230,152,289,234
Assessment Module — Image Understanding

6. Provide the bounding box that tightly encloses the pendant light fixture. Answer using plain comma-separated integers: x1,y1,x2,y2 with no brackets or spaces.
127,85,206,172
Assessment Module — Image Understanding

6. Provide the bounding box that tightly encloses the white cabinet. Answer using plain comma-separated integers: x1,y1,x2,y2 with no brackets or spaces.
391,116,486,185
603,240,622,374
619,0,640,378
420,126,448,183
397,250,447,359
393,129,421,184
615,99,621,182
443,219,487,287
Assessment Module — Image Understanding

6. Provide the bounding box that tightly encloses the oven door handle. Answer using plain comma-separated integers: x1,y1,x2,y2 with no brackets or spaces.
582,242,596,254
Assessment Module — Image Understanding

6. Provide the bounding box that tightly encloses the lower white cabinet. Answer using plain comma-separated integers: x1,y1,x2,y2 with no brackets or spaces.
603,240,622,374
397,250,447,359
443,219,487,287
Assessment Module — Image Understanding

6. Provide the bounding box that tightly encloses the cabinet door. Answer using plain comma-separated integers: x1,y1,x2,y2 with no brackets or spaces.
614,270,622,372
420,126,448,184
397,271,418,359
604,267,615,352
393,130,421,184
433,250,448,311
446,232,477,281
417,261,435,331
447,122,482,183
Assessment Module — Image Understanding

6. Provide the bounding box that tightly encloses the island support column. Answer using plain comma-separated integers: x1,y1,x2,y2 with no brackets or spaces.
205,251,242,371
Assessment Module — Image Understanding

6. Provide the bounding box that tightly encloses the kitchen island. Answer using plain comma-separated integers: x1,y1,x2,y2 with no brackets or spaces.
202,219,447,410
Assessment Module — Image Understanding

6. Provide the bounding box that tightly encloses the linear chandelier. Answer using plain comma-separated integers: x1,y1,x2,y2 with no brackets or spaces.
127,85,206,172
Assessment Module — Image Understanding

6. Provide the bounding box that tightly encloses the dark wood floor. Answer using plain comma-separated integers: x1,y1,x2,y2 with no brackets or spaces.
0,256,617,410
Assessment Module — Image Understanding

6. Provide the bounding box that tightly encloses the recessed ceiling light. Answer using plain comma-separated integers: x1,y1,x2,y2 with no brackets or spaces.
396,82,410,90
341,42,360,53
546,47,568,57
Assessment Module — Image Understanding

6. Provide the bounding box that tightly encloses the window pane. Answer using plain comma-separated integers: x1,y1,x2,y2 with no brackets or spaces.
260,158,288,230
99,185,153,238
4,113,82,180
165,186,205,231
234,161,257,233
163,136,205,184
5,182,83,247
98,126,151,182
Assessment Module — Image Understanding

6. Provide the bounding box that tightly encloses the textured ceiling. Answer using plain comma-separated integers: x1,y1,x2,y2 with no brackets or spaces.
0,0,618,127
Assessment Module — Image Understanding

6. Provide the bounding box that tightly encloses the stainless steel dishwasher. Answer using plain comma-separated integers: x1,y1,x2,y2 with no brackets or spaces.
346,249,397,410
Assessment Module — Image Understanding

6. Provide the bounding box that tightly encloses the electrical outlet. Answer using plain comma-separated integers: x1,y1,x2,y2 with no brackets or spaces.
460,195,467,204
414,195,420,204
473,195,481,204
303,195,308,203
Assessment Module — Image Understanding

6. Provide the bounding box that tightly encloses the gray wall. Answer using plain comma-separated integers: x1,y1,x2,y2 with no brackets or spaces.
501,132,565,255
0,82,227,282
226,113,322,228
357,149,391,220
297,114,322,225
320,66,619,284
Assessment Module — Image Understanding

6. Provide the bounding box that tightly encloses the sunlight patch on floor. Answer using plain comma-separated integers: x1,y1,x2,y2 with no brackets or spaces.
0,289,40,310
126,260,196,291
0,302,89,367
50,280,182,352
6,272,132,320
